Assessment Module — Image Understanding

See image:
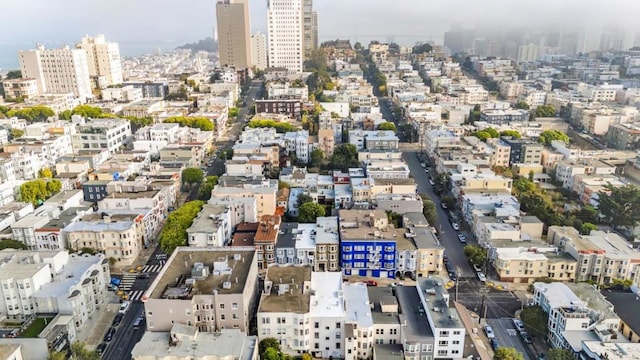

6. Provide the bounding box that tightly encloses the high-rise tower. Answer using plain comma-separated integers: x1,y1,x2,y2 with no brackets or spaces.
216,0,252,68
267,0,304,72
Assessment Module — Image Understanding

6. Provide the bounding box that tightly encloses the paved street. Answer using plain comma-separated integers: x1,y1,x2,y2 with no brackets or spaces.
487,318,534,360
101,301,146,360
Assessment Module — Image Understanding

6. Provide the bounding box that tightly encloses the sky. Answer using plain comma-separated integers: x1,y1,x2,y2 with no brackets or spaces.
0,0,637,63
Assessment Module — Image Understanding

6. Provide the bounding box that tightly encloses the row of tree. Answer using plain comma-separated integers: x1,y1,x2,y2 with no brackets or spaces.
159,200,205,254
20,178,62,206
247,119,297,133
473,128,522,141
165,116,214,131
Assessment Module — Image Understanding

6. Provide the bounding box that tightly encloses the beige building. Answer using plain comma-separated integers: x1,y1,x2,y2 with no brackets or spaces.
76,34,123,86
314,216,340,272
216,0,252,68
401,212,445,277
493,246,577,284
250,32,268,71
1,78,38,100
143,247,259,333
487,139,511,167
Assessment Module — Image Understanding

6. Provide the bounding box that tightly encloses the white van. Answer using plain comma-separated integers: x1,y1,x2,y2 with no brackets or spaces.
119,301,131,314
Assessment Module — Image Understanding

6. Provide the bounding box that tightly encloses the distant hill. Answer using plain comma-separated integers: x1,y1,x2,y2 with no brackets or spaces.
176,37,218,53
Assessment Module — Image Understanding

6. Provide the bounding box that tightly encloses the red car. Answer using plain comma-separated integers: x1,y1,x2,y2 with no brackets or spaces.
364,280,378,287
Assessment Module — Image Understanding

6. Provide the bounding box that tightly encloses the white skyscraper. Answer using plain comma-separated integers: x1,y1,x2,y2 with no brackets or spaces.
18,44,93,102
251,32,268,70
76,34,124,86
267,0,304,72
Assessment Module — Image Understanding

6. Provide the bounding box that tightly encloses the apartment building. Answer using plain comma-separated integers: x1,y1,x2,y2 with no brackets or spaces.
11,207,60,250
254,215,282,269
401,213,445,277
187,204,232,247
339,209,397,279
314,216,340,272
209,178,278,219
533,282,620,349
71,117,131,155
63,214,143,264
76,34,123,86
251,32,268,70
500,137,543,166
349,130,399,151
216,0,252,68
1,78,38,100
554,159,616,190
493,246,577,284
0,250,110,329
548,227,640,287
284,130,311,163
18,44,93,101
143,247,259,333
267,0,304,72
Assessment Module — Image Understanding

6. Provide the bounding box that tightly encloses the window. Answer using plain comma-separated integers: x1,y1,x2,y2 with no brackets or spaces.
438,340,448,346
336,343,341,349
439,330,448,337
314,322,319,328
336,322,341,329
221,314,226,320
219,303,225,309
453,330,461,335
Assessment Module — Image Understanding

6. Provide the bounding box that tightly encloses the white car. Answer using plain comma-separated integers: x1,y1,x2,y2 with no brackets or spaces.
452,222,460,231
420,163,426,168
429,179,436,186
119,301,131,314
457,234,467,243
477,272,487,282
484,325,495,339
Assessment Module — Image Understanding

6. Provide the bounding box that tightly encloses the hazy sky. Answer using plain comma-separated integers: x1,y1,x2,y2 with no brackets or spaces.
0,0,637,48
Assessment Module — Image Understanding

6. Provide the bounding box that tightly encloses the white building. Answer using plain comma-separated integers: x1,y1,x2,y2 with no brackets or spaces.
284,130,311,163
71,117,132,155
18,44,93,102
0,250,110,330
267,0,304,73
251,32,268,71
101,85,143,102
76,34,123,86
186,204,232,247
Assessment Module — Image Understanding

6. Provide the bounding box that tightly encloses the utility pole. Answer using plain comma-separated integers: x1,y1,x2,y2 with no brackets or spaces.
455,266,461,302
478,286,490,324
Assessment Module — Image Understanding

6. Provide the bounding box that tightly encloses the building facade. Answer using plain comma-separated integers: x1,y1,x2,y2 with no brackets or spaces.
216,0,252,68
267,0,304,72
76,34,123,86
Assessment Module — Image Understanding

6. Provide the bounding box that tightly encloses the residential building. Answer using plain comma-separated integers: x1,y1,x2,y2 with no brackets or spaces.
18,44,93,101
602,289,640,342
76,34,123,86
480,109,530,125
187,204,232,247
401,213,445,277
314,216,340,272
251,32,268,70
349,130,399,151
606,123,640,150
63,214,143,264
493,247,577,284
0,250,110,330
554,159,615,190
11,207,60,250
1,78,38,100
255,215,281,269
267,0,304,72
216,0,252,68
71,117,131,155
339,209,397,278
500,137,543,166
209,178,278,219
143,247,259,333
255,100,303,120
284,130,311,163
82,180,109,202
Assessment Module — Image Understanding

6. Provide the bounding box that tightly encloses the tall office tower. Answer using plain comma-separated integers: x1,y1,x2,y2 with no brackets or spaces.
576,26,602,54
267,0,304,72
251,32,268,70
216,0,252,68
303,0,318,60
18,44,93,102
76,34,123,86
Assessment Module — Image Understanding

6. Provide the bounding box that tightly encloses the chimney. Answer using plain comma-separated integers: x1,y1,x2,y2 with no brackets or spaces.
103,215,111,224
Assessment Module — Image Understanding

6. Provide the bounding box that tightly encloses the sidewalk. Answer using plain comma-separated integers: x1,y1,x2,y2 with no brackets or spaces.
454,301,493,360
76,292,120,349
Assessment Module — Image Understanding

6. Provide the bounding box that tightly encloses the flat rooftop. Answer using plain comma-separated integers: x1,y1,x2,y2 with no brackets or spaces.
259,266,311,313
581,341,640,360
187,204,228,233
566,282,618,320
395,286,434,341
367,286,401,326
372,344,404,360
103,190,159,199
150,248,255,299
418,277,464,329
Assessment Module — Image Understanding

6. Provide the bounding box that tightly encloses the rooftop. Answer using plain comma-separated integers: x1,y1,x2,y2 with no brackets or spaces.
566,282,618,320
395,286,434,341
103,190,160,199
602,289,640,337
309,272,345,318
231,232,255,247
343,282,373,327
148,248,255,299
367,286,401,326
32,253,104,299
254,215,281,243
315,217,339,245
581,341,640,360
372,344,404,360
275,222,299,249
187,204,229,233
259,266,311,313
418,277,464,330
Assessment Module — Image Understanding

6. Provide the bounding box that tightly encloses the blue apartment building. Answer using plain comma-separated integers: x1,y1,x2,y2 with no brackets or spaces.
339,209,397,278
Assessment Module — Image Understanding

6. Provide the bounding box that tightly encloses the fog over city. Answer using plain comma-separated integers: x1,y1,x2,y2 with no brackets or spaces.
1,0,637,47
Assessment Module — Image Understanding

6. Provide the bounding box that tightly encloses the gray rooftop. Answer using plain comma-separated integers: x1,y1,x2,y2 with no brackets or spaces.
395,286,435,342
602,289,640,338
418,277,465,330
367,286,401,326
275,222,299,250
373,344,404,360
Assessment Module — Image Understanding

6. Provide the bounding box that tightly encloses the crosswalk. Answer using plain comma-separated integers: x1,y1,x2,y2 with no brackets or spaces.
120,273,136,292
141,264,163,273
129,290,145,301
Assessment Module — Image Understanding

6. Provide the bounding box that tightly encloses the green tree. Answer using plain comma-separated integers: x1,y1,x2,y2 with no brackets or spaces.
494,347,524,360
598,184,640,229
165,116,214,131
514,100,530,110
4,70,22,80
38,168,53,178
545,349,572,360
500,130,521,138
377,122,397,132
58,109,72,120
485,127,500,138
297,193,313,207
580,222,597,235
259,338,281,359
301,353,313,360
611,278,633,289
519,305,548,338
0,239,27,250
19,179,60,206
262,348,282,360
412,43,433,54
421,196,438,225
46,179,62,194
538,130,570,145
329,144,360,171
9,128,24,139
47,351,66,360
198,176,219,201
299,202,326,223
159,201,205,254
71,105,105,118
473,131,491,141
310,148,324,168
0,105,9,117
532,105,556,118
247,119,296,133
464,244,487,266
70,341,100,360
229,107,239,118
7,106,55,122
182,168,204,189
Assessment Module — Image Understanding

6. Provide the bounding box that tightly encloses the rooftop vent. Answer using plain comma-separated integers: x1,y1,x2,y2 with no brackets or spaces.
222,281,232,289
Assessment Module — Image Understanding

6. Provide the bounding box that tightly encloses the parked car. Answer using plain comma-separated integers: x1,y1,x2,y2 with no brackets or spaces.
96,343,107,355
520,331,532,344
112,313,123,327
104,327,116,342
451,222,460,231
512,318,526,333
477,272,487,282
119,301,131,314
457,234,467,243
429,179,436,186
424,168,430,173
490,338,500,350
484,325,495,339
133,316,144,330
449,271,457,281
472,263,482,272
365,280,378,287
441,203,448,209
420,163,426,168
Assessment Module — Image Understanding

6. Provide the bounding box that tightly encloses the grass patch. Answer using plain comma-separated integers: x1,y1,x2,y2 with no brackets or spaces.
21,317,53,338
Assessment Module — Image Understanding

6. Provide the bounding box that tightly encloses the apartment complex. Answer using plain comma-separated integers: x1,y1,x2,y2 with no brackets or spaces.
143,247,259,333
76,34,123,86
216,0,252,68
267,0,304,72
251,32,268,70
71,117,132,155
18,44,93,101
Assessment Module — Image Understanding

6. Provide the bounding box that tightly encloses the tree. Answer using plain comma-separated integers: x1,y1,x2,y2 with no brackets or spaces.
538,130,570,145
299,202,326,223
58,109,72,120
7,106,55,122
514,100,530,110
611,278,633,289
38,168,53,178
4,70,22,80
182,168,204,189
9,128,24,139
47,350,67,360
330,144,360,171
580,222,597,235
500,130,521,139
421,197,438,225
598,184,640,229
310,148,324,168
519,305,548,338
46,179,62,194
247,119,296,133
464,244,486,266
473,131,491,141
20,179,61,206
198,176,219,201
229,107,239,118
377,122,397,132
412,43,433,54
485,127,500,138
545,349,573,360
532,105,556,118
70,342,100,360
0,239,27,250
159,200,205,254
494,347,524,360
297,193,313,207
71,105,106,118
164,116,214,131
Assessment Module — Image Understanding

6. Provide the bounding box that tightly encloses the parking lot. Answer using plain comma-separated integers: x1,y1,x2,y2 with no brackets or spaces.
487,318,533,360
